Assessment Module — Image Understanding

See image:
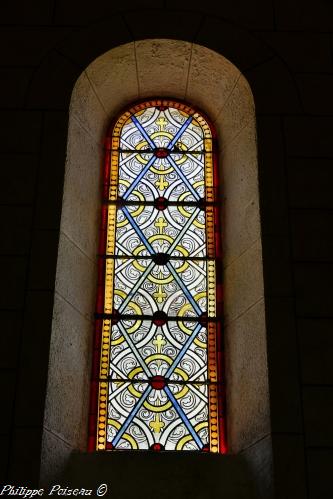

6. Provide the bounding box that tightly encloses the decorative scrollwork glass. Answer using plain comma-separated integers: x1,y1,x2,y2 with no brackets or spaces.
89,99,225,453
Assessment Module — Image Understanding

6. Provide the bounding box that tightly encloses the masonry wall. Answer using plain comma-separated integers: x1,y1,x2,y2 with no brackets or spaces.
1,1,333,498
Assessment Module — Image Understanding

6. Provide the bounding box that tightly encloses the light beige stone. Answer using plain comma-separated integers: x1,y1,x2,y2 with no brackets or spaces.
224,239,264,324
222,192,261,268
86,42,139,118
221,124,260,265
56,233,96,319
136,39,192,99
40,429,73,487
69,71,107,144
186,44,240,121
225,299,270,452
217,74,256,146
44,40,267,486
62,118,102,259
44,293,92,447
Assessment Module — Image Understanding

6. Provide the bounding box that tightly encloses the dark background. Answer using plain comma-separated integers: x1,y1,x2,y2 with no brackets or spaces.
1,1,333,498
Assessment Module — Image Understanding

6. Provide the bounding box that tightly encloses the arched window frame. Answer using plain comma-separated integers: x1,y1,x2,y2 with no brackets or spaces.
89,98,226,453
41,40,268,487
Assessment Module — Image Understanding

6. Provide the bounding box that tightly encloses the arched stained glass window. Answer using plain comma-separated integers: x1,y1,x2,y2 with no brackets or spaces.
89,99,225,453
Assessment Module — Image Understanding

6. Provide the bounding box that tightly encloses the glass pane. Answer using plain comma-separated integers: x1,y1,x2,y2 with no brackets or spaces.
93,100,224,454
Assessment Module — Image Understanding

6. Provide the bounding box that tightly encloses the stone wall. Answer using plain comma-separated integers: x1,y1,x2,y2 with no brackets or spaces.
1,1,332,498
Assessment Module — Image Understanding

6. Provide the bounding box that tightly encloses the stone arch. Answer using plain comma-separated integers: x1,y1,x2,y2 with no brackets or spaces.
41,39,271,494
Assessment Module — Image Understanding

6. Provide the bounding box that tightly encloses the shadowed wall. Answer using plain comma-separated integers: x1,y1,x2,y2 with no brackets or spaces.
1,2,333,498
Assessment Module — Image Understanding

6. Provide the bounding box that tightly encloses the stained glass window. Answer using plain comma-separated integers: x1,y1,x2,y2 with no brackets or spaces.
89,99,225,453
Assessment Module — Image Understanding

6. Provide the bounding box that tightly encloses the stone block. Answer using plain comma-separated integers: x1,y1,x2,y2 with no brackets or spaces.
221,124,261,265
298,318,333,385
0,312,21,369
219,74,255,145
271,434,307,499
44,293,92,448
34,112,67,230
291,209,333,261
224,240,264,324
296,74,333,115
261,236,293,297
55,234,96,319
64,451,257,499
257,116,289,236
136,39,192,100
245,57,301,115
28,230,59,290
69,72,107,144
27,51,79,110
275,0,333,30
54,0,162,25
14,291,54,427
294,263,333,317
20,291,53,366
196,17,272,71
125,9,203,42
0,154,38,205
222,191,261,269
0,27,72,66
187,43,240,122
61,118,102,258
0,111,42,154
8,428,42,485
166,0,274,29
14,367,47,428
86,42,139,116
284,117,333,158
0,0,53,24
57,17,132,69
225,298,270,452
0,370,16,433
265,297,302,433
0,256,27,310
259,32,332,73
40,429,73,487
287,158,333,210
241,434,274,499
0,435,9,481
0,205,33,255
307,449,333,499
303,386,333,447
0,68,33,109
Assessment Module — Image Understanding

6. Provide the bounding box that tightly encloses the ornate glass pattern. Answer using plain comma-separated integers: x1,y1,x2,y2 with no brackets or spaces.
89,99,225,453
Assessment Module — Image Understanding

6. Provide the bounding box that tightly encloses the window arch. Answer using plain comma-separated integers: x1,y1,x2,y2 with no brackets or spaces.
90,99,226,453
42,40,268,488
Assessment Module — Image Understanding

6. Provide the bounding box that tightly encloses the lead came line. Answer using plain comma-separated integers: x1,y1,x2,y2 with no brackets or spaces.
164,385,204,449
117,322,152,378
112,386,153,447
103,102,219,452
123,154,155,200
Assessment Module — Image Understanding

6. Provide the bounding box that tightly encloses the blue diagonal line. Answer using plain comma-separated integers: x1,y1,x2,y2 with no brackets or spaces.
164,385,203,449
167,208,199,254
166,262,202,316
165,322,202,378
167,116,193,150
117,322,151,377
112,385,152,446
118,260,155,313
123,154,155,200
122,206,156,255
166,154,200,200
131,116,156,149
